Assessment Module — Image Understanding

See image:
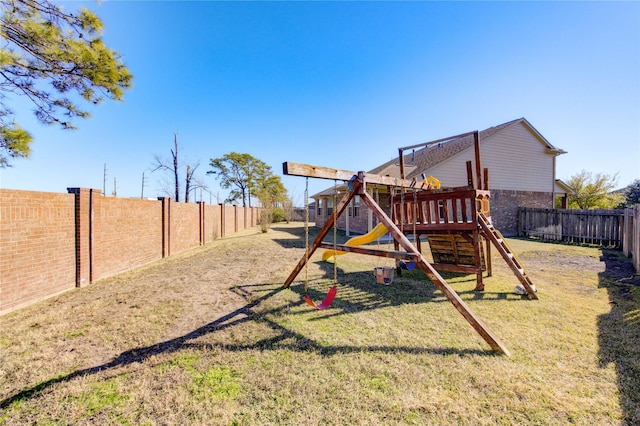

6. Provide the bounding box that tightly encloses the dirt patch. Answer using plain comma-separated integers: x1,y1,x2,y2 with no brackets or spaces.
598,250,640,285
0,225,304,399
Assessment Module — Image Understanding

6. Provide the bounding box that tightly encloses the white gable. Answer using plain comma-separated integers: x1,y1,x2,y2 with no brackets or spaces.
426,121,556,192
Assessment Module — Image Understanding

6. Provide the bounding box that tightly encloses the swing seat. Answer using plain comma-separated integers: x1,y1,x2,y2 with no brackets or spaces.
374,267,394,285
304,286,337,310
399,261,416,271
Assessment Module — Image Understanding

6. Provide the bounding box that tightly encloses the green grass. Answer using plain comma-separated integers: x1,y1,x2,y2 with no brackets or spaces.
0,223,638,425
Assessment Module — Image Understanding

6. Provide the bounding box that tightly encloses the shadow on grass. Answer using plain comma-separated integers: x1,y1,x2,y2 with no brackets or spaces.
274,224,526,302
2,224,524,410
0,278,499,410
597,249,640,425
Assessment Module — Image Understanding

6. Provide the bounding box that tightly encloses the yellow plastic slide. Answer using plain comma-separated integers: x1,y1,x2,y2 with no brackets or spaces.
322,223,388,261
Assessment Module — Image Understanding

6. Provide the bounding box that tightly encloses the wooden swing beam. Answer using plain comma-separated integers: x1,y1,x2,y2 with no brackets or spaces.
282,163,511,356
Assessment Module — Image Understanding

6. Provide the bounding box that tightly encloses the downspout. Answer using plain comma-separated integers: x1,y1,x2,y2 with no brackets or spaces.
552,155,557,208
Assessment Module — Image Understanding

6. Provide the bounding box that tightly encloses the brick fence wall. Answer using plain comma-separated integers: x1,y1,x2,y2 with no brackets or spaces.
0,189,77,313
0,188,260,315
93,193,163,280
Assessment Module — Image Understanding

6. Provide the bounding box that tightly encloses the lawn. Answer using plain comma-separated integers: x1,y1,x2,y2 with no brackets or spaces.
1,223,639,425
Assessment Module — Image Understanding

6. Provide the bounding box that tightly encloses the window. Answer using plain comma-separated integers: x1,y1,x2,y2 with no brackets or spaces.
350,195,360,217
317,199,323,217
326,197,334,216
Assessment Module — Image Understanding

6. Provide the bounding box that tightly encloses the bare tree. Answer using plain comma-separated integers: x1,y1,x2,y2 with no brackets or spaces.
152,133,180,202
190,176,211,203
184,162,201,203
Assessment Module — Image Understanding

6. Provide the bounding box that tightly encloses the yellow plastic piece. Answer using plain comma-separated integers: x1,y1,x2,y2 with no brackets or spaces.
322,223,388,261
422,176,441,189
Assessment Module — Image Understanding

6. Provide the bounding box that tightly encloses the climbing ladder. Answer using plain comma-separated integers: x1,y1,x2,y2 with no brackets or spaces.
478,213,538,299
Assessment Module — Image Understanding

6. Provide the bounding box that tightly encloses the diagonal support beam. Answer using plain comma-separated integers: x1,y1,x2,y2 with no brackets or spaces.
360,190,511,356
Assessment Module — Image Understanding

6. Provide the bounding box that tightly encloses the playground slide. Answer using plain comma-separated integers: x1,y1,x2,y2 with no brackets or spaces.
322,223,388,261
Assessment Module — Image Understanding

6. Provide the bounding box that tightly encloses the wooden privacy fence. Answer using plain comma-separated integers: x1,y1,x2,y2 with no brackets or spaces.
518,207,627,248
519,206,639,273
623,205,639,273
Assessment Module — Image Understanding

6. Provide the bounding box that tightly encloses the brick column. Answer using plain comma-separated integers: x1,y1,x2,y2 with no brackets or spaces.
219,203,225,238
67,188,100,287
234,205,238,233
159,197,171,257
198,201,205,245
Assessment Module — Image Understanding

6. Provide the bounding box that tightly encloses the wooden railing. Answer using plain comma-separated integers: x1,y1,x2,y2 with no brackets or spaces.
392,188,490,232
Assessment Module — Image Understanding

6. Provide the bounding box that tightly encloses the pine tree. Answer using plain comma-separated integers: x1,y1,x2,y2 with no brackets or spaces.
0,0,132,166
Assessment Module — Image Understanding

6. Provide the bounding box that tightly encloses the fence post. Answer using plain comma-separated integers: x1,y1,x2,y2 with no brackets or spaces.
158,197,171,257
198,201,205,245
67,188,100,287
634,205,640,272
219,203,225,238
623,208,632,257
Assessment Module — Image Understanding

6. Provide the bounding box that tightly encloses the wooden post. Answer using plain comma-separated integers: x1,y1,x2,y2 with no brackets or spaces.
474,131,482,190
473,229,484,291
399,148,406,180
360,189,510,356
483,168,489,191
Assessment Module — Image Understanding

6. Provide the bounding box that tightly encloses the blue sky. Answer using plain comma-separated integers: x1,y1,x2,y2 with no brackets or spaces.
1,1,638,204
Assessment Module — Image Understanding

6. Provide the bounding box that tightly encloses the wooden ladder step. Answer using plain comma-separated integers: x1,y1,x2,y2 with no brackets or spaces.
477,212,538,300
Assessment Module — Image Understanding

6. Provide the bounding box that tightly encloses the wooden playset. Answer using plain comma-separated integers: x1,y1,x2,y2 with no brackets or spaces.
282,130,538,356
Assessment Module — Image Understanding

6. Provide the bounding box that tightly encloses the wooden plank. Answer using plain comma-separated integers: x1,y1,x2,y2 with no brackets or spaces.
283,162,356,182
418,200,426,223
425,200,433,224
318,242,420,261
428,233,479,267
413,223,477,232
431,263,482,274
282,162,417,189
474,131,482,190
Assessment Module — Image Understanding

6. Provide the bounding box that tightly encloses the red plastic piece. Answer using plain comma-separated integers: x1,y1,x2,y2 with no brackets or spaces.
304,286,337,310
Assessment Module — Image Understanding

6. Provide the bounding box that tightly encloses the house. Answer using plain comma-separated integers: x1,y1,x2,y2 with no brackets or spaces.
312,118,570,236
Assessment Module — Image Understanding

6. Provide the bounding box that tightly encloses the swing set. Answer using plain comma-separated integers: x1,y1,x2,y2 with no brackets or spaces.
283,131,538,356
